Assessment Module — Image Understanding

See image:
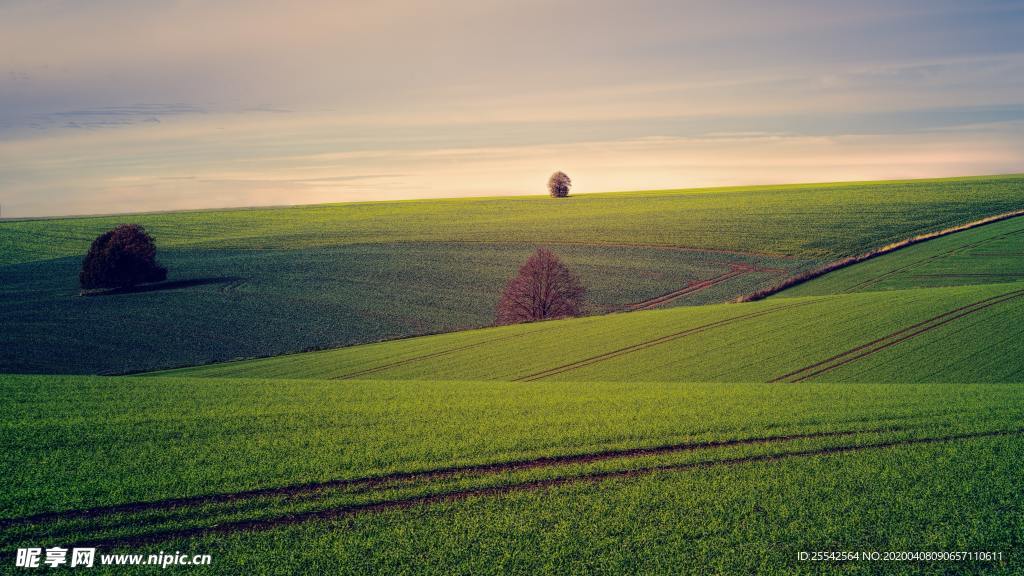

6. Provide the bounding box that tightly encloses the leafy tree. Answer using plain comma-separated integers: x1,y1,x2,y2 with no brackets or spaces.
548,171,571,198
496,248,585,324
80,224,167,289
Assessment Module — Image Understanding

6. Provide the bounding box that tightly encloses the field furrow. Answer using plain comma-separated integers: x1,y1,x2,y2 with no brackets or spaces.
4,426,1019,552
626,265,753,310
772,288,1024,382
515,300,816,381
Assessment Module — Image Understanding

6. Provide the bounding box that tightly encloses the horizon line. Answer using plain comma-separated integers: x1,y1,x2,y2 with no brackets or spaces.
2,172,1022,223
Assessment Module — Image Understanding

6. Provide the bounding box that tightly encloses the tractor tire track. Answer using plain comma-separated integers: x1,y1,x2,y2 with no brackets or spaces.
0,423,903,529
627,265,753,310
907,273,1024,279
628,264,791,311
334,326,551,380
7,420,958,546
842,226,1024,293
56,428,1024,549
515,300,819,382
771,288,1024,383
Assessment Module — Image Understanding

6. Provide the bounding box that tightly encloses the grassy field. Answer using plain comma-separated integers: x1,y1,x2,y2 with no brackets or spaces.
186,433,1022,575
162,282,1024,383
163,203,1024,384
782,214,1024,296
5,176,1024,573
2,243,795,374
1,376,1021,573
2,174,1022,374
4,175,1024,266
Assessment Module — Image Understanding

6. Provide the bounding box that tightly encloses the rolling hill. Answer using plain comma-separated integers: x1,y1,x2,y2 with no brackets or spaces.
2,174,1023,374
161,282,1024,383
4,175,1024,573
781,212,1024,296
161,187,1024,384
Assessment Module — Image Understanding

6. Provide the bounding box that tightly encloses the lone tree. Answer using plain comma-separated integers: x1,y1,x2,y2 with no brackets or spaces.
548,171,571,198
496,248,585,325
80,224,167,290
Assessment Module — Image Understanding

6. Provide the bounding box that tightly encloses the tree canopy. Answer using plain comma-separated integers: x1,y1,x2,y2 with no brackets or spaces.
80,224,168,290
496,248,585,324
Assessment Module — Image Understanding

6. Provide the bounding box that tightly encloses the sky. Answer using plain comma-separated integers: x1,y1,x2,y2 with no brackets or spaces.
1,0,1023,217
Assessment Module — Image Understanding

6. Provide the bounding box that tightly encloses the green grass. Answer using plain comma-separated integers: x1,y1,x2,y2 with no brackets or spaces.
165,209,1024,384
6,176,1024,573
11,376,1011,517
782,214,1024,296
2,174,1022,374
3,243,797,374
1,375,1021,574
171,434,1022,575
4,175,1023,266
162,282,1024,383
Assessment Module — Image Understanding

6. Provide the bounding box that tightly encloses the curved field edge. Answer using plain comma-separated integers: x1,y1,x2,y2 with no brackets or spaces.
3,243,803,375
156,282,1024,383
738,208,1024,302
4,174,1024,375
779,210,1024,297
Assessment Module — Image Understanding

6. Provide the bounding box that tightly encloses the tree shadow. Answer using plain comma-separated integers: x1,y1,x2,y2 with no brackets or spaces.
80,277,243,297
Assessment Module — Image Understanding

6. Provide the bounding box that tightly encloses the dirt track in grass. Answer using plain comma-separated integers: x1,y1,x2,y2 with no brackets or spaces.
334,327,552,380
515,299,818,382
626,263,787,310
27,427,1023,550
771,288,1024,383
0,423,906,528
840,225,1024,293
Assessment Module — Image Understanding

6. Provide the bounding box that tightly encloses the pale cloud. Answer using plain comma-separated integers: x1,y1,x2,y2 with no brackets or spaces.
4,116,1022,217
1,0,1023,216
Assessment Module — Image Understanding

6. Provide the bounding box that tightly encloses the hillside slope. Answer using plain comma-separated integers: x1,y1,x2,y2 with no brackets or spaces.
3,174,1022,374
780,213,1024,296
4,175,1023,265
161,282,1024,383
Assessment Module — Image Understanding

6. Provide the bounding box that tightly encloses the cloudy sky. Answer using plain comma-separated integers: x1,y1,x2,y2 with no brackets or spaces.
2,0,1023,217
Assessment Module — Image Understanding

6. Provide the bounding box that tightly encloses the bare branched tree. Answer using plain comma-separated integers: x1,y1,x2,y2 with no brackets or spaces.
548,171,571,198
496,248,585,325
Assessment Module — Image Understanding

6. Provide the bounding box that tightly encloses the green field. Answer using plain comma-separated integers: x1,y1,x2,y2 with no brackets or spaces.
3,174,1022,375
161,282,1024,383
782,214,1024,296
193,433,1021,575
1,376,1021,573
1,243,796,374
4,176,1024,574
5,175,1023,266
162,195,1024,384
